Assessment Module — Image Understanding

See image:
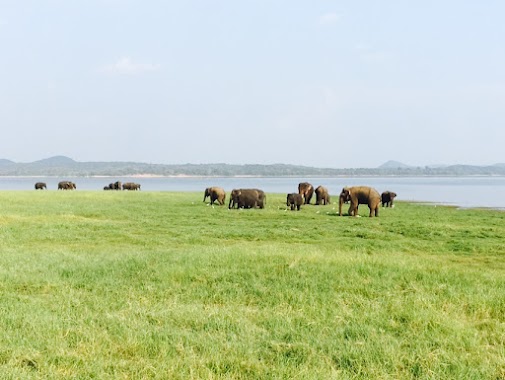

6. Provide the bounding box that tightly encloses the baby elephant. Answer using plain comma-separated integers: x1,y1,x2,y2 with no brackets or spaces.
287,193,303,211
381,191,397,207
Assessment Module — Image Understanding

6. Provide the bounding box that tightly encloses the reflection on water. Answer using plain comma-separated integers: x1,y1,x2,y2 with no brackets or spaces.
0,176,504,209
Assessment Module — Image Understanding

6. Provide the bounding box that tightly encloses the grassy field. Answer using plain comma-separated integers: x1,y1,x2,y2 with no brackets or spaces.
0,190,504,379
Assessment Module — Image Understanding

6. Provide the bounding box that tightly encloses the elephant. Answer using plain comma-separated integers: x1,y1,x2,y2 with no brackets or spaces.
123,182,141,191
339,186,380,217
34,182,47,190
286,193,303,211
228,189,265,209
298,182,314,204
58,181,76,190
203,187,226,206
315,185,330,205
381,191,397,207
104,181,121,190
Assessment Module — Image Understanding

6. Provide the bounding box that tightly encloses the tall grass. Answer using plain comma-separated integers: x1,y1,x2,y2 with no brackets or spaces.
0,191,504,379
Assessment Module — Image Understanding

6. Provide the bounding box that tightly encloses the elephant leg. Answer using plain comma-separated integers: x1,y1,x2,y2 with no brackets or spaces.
348,204,355,216
370,205,379,217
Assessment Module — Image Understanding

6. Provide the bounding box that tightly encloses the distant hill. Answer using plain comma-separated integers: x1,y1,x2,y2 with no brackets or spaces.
378,160,412,169
0,159,15,166
0,156,504,177
33,156,76,165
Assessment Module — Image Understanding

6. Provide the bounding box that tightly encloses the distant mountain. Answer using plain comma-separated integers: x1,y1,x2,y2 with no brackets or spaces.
0,156,504,177
33,156,76,165
378,160,412,169
0,159,15,165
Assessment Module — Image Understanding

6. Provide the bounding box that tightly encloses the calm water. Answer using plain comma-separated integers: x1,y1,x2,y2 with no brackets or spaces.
1,176,504,209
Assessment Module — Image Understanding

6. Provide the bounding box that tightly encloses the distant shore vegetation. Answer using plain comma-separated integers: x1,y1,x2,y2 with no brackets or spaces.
1,156,504,177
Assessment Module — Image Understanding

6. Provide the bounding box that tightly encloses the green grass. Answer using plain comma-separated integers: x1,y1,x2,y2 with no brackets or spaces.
0,191,504,379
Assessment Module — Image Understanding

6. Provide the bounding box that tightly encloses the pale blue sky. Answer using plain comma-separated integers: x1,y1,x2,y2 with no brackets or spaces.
1,1,504,168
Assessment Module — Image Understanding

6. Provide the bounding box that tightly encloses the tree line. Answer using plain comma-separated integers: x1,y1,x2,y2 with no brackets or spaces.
1,159,504,177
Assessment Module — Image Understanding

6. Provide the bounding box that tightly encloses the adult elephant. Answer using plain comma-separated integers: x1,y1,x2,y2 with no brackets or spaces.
339,186,380,217
123,182,141,191
34,182,47,190
203,187,226,206
58,181,76,190
315,185,330,205
298,182,314,204
229,189,265,209
381,191,397,207
286,193,303,211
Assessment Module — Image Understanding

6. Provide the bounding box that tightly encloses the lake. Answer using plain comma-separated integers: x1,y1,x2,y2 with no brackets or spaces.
1,176,504,209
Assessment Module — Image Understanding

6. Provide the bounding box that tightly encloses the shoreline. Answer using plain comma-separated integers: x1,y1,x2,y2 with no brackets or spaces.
1,174,505,179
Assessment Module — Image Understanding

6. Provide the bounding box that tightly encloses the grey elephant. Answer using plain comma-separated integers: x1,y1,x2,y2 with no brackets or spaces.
203,187,226,205
229,189,266,209
123,182,141,191
58,181,76,190
315,185,330,205
339,186,380,217
34,182,47,190
298,182,314,204
105,181,122,190
381,191,397,207
286,193,303,211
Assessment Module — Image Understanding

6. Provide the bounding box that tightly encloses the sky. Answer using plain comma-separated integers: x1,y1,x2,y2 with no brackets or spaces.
1,1,504,168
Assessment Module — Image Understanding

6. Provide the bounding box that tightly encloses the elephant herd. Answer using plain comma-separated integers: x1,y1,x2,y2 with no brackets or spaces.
34,181,142,191
103,181,141,191
34,181,396,217
204,183,397,217
35,181,76,190
203,187,266,209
